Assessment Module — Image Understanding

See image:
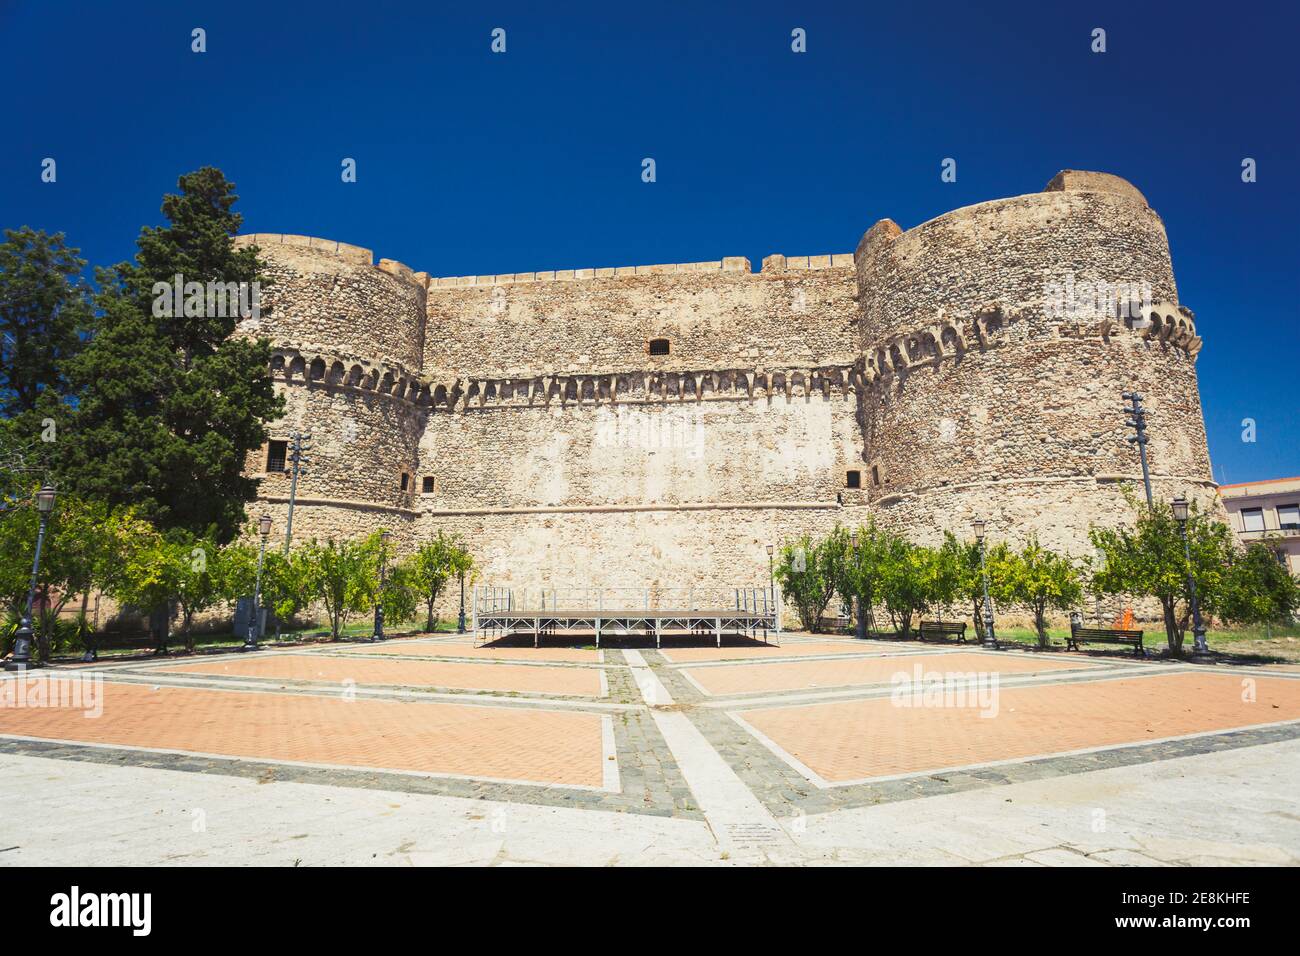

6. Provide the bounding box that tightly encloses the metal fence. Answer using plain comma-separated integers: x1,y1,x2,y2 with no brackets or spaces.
473,585,777,615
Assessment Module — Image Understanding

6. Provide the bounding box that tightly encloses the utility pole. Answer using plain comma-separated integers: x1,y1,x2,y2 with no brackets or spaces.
275,431,310,642
1122,391,1154,508
283,430,311,553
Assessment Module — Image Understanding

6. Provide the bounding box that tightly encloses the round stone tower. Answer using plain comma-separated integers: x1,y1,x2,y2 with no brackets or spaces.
234,234,430,544
853,171,1215,553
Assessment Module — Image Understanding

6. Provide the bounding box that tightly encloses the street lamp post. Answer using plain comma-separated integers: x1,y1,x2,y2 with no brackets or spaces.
243,514,272,652
457,571,467,634
849,530,867,640
973,519,998,648
372,531,392,642
1172,496,1210,659
765,543,775,620
6,486,57,672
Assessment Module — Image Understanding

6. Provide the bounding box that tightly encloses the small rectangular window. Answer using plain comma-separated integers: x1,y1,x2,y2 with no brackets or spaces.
845,470,861,489
1278,504,1299,530
871,465,881,486
648,338,670,356
422,476,435,494
400,473,410,491
1241,507,1265,532
266,440,287,473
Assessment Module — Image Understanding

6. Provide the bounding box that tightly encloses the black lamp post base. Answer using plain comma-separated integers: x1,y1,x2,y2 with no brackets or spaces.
6,627,36,671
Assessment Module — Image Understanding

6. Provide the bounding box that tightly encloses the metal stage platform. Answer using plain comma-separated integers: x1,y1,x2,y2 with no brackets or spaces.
471,586,781,648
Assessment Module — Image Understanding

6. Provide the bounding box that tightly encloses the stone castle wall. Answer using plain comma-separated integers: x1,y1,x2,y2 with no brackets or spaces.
423,255,857,379
235,170,1218,626
855,172,1216,555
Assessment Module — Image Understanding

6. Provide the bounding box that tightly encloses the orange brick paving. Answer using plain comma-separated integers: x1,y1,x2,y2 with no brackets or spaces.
660,641,869,664
684,651,1096,696
154,654,604,697
0,679,606,787
337,642,600,663
739,671,1300,783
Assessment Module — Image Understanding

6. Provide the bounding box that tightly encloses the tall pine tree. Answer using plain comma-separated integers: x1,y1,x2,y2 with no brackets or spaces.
58,168,283,543
0,228,91,497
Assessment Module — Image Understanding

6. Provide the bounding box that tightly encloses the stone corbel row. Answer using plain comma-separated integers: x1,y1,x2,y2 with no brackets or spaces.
1133,303,1201,355
270,349,442,407
862,305,1020,387
437,365,861,411
862,299,1203,391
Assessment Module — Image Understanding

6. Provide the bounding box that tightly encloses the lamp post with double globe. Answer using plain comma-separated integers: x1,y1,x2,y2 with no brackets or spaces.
6,486,57,672
372,530,392,642
973,519,998,648
1171,496,1210,659
243,514,272,652
849,530,867,640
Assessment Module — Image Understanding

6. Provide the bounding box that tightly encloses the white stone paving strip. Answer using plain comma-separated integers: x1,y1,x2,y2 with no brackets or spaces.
623,649,799,862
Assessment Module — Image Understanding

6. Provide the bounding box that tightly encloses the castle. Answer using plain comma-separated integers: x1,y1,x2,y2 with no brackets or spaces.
236,170,1216,622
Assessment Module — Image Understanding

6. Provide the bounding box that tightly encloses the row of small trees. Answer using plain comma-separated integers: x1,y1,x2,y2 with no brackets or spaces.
775,498,1299,654
0,490,475,662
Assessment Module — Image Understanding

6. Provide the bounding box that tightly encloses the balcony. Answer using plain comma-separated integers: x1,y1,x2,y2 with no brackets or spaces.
1238,524,1300,542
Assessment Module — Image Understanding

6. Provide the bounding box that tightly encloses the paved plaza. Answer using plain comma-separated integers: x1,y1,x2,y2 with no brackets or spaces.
1,634,1298,866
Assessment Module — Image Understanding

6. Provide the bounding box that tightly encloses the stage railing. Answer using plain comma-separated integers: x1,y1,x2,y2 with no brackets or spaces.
473,585,776,615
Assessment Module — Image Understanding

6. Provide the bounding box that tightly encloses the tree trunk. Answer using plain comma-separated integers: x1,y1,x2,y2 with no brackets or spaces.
1035,605,1049,648
1162,598,1182,655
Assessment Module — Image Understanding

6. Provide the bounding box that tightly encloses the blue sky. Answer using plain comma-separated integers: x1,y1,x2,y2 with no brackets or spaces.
3,0,1297,483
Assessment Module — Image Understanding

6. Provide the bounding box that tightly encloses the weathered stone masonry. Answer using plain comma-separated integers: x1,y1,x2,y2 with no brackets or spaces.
236,171,1217,622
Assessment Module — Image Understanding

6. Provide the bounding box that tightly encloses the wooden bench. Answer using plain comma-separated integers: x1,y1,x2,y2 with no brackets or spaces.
1067,623,1146,656
818,615,851,633
82,630,168,661
918,620,968,643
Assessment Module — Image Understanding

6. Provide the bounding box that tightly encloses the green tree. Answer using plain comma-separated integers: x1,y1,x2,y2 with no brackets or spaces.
0,491,148,662
167,533,225,651
302,536,379,639
219,537,314,636
407,532,461,631
102,522,183,654
1002,536,1084,647
775,530,846,632
262,547,318,633
56,168,283,543
876,536,941,639
1218,543,1300,628
378,561,418,626
837,520,893,635
1090,496,1236,655
0,227,91,419
948,532,1015,642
